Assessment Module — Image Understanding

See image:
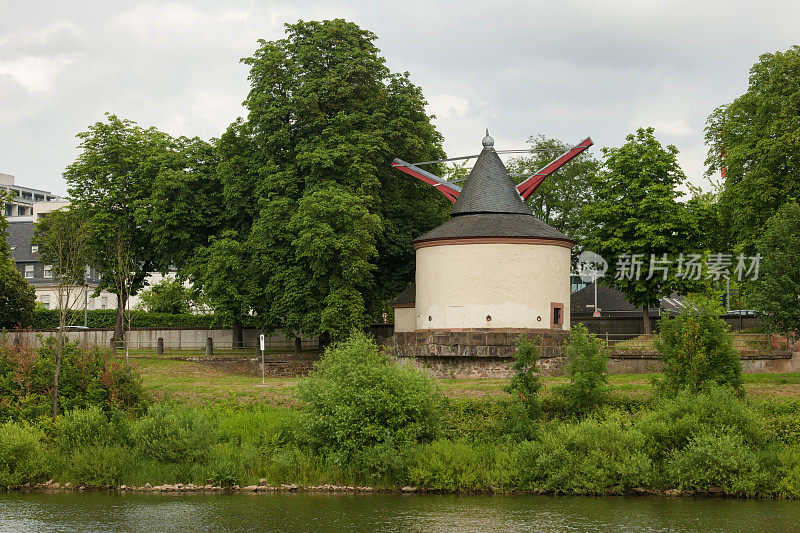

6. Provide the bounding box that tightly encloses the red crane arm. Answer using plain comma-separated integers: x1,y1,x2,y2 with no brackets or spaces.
391,158,462,203
516,137,593,200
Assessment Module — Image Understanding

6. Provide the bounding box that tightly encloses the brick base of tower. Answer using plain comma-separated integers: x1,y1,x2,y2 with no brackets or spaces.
381,328,568,378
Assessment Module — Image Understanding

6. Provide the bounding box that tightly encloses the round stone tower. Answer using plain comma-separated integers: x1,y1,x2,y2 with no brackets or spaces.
411,133,574,331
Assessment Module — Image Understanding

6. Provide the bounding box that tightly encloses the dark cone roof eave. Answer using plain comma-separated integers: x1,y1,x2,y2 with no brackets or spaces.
413,213,574,244
450,146,532,216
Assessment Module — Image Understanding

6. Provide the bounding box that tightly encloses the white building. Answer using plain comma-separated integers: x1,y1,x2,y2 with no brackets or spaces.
391,134,574,333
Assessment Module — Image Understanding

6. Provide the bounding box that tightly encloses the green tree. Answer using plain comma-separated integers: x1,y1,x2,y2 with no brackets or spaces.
705,45,800,252
505,335,543,439
135,277,194,315
508,135,600,240
223,19,447,341
0,189,35,329
183,231,251,346
33,207,92,418
64,114,182,341
656,293,742,395
750,202,800,340
556,324,609,415
582,127,697,334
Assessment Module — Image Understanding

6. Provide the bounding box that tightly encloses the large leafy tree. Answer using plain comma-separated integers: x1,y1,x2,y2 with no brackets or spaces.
705,45,800,252
508,135,600,241
216,19,448,341
64,114,182,340
750,202,800,341
0,190,35,329
582,127,698,334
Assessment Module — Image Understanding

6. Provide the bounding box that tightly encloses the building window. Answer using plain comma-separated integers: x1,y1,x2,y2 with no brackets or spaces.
30,245,38,253
550,302,564,329
101,297,108,310
40,295,50,310
25,265,34,279
44,265,53,278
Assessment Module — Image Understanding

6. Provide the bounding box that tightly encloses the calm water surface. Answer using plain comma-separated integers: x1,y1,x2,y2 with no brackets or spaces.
1,492,799,532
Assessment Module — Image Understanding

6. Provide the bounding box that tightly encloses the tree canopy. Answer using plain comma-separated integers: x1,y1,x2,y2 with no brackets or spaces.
750,202,800,340
508,134,600,241
581,127,699,333
0,191,35,329
705,45,800,252
204,19,448,341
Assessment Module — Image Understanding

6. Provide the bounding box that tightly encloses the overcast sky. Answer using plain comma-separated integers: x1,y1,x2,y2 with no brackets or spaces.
1,0,798,197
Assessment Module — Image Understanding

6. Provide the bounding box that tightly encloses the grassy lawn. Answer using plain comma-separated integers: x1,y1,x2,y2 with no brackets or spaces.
132,356,800,405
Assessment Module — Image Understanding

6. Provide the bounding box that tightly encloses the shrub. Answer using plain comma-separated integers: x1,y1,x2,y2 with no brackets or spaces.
555,324,609,415
504,335,543,439
206,457,240,488
69,445,131,487
297,332,443,460
351,442,414,485
53,406,112,451
131,403,214,463
0,338,147,422
517,416,652,494
777,445,800,498
0,421,48,488
665,431,766,494
656,293,742,395
636,386,765,460
410,440,493,491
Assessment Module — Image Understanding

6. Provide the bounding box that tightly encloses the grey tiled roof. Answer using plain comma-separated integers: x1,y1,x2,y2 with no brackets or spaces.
451,147,532,216
414,213,574,243
571,282,686,314
7,221,37,262
390,283,415,306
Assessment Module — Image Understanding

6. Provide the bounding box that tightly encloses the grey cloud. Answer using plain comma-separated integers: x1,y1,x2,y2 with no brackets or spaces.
1,0,798,196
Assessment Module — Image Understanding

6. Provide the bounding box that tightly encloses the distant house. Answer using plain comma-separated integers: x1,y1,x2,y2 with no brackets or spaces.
6,220,115,311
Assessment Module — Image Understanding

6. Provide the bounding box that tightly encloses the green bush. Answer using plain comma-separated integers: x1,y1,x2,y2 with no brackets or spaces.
410,440,493,491
555,324,609,415
53,406,113,451
131,403,214,463
777,445,800,498
206,457,240,488
504,335,543,439
0,421,48,488
298,332,443,460
350,442,414,485
517,416,652,494
68,445,131,487
0,338,147,422
636,386,765,460
665,432,766,494
656,293,742,395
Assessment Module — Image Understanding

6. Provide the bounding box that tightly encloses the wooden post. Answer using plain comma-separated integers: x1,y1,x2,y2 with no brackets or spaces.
157,337,164,356
206,337,213,356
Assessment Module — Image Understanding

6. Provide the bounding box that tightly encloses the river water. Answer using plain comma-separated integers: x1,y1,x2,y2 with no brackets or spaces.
1,492,799,532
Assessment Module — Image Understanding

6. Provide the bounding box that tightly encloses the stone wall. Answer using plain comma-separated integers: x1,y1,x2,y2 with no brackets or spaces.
383,328,569,378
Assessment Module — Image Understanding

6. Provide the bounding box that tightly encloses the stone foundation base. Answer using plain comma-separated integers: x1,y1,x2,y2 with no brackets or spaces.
382,328,568,378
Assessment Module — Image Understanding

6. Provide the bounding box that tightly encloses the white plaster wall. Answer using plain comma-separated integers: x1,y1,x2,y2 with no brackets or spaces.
393,307,416,333
415,242,571,330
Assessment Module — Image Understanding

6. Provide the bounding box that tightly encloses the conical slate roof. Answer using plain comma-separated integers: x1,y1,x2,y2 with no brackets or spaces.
413,133,574,245
451,142,532,216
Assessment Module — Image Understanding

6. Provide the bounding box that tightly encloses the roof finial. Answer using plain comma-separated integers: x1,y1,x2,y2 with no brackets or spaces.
482,129,494,148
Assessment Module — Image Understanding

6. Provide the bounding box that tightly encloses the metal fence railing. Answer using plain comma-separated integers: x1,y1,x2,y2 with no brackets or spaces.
597,333,772,353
